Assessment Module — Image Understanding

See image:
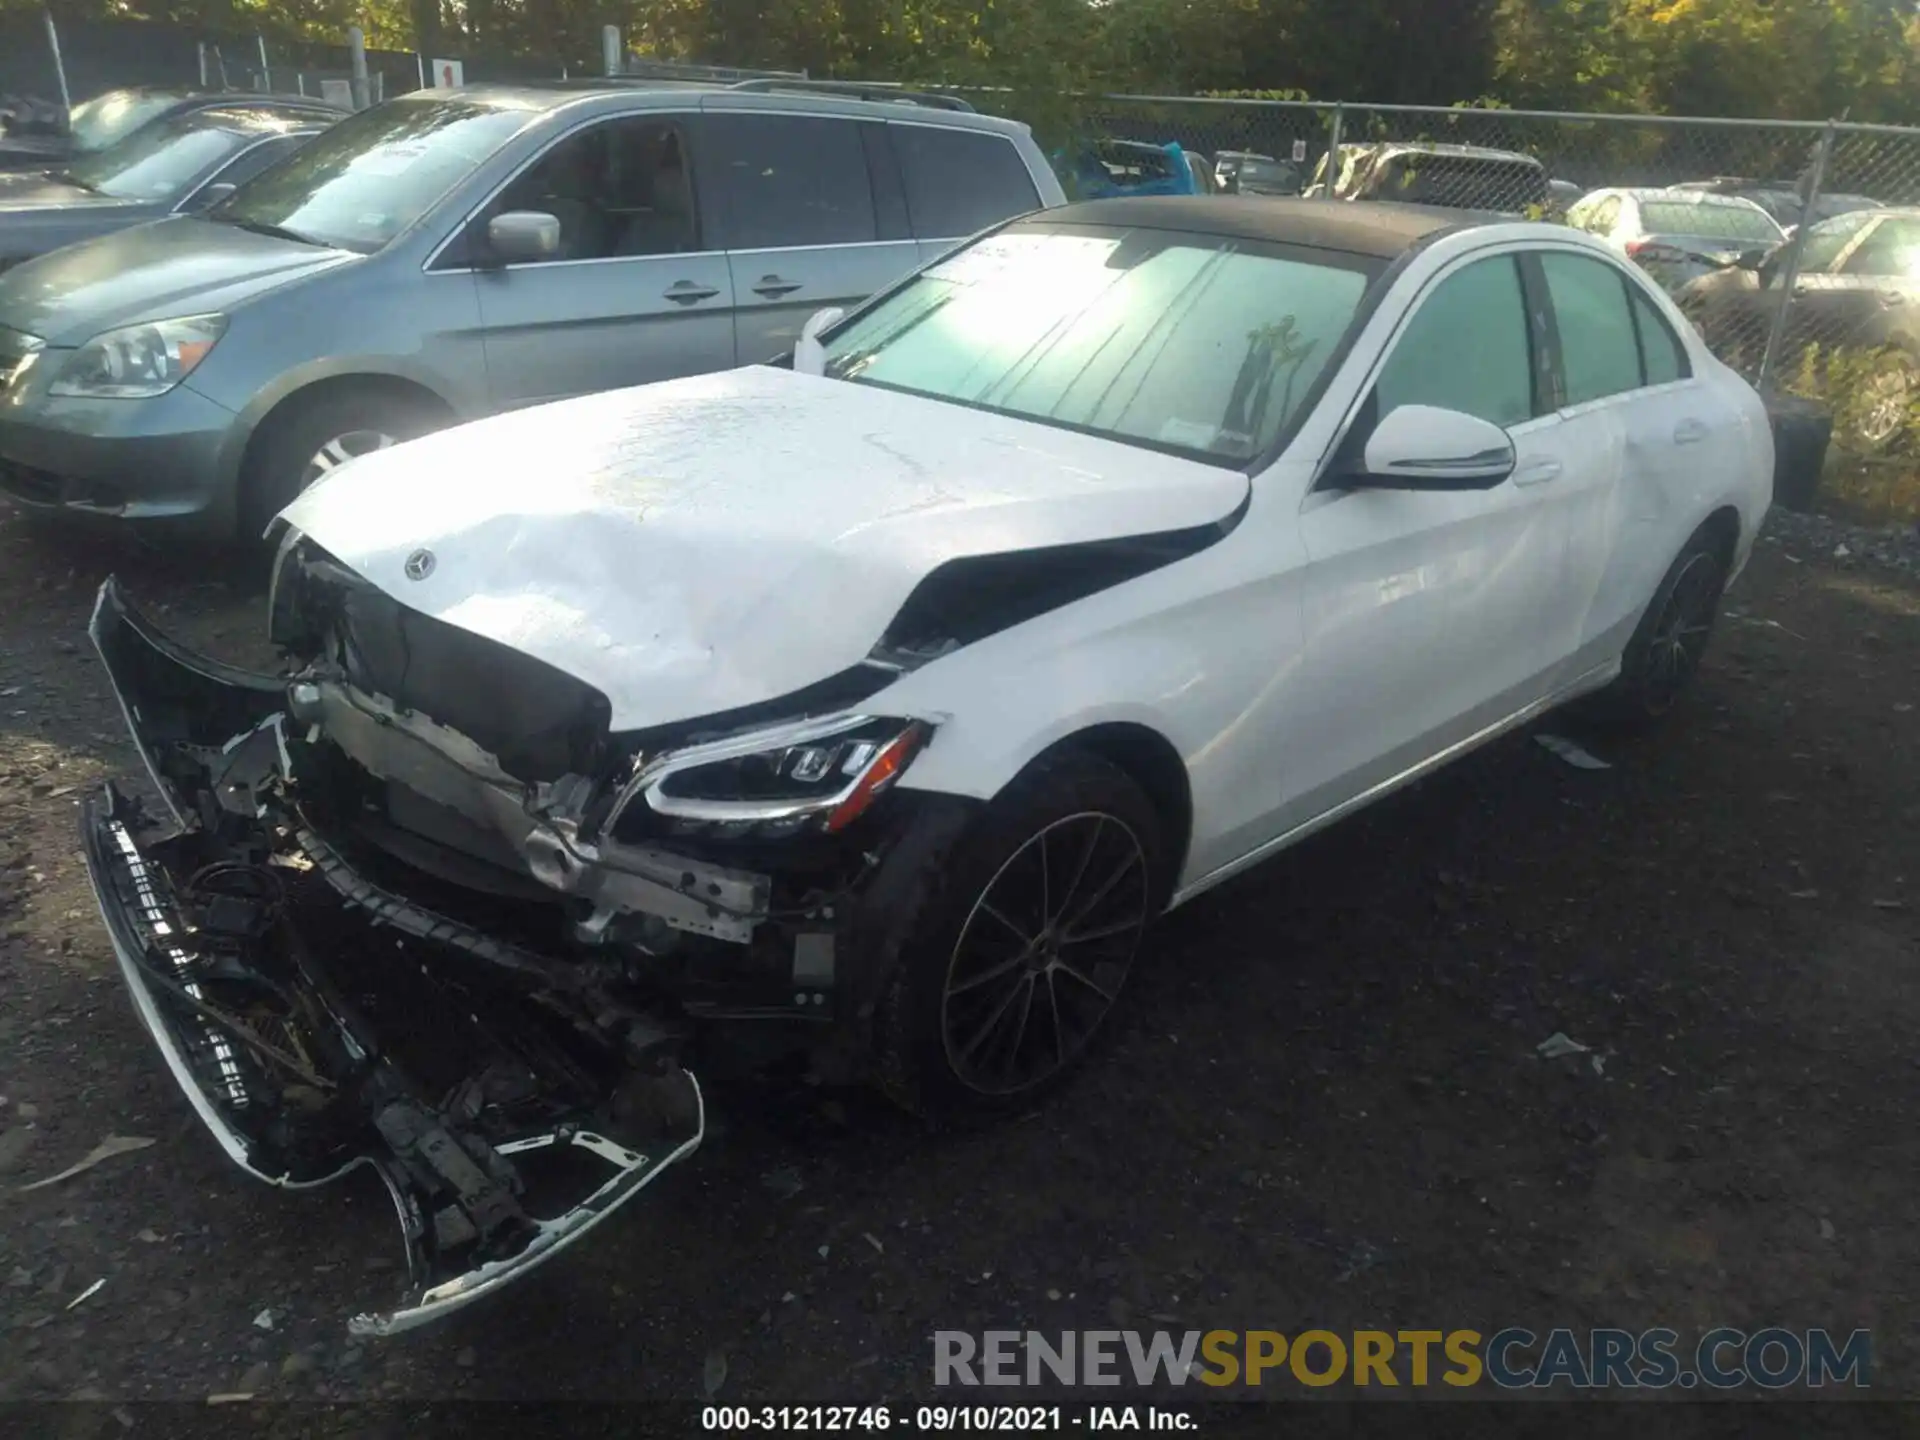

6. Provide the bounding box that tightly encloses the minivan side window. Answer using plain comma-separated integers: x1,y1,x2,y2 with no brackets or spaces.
890,123,1040,239
483,116,698,264
1375,255,1536,428
701,113,878,250
1539,251,1642,405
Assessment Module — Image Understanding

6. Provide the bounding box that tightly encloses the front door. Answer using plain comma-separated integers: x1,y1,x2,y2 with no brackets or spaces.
1285,251,1576,820
456,113,736,409
695,108,922,367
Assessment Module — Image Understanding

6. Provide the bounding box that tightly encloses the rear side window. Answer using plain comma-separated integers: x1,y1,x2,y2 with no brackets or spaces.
890,125,1040,239
1540,252,1642,405
700,113,877,250
1629,287,1690,385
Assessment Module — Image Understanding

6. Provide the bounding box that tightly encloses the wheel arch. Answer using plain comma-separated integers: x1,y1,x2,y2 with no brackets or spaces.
1695,502,1742,568
237,372,458,485
1031,721,1193,907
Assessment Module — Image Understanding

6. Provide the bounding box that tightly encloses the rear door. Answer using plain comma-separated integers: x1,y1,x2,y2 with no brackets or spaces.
456,110,736,409
1529,247,1737,679
695,107,921,366
889,120,1045,264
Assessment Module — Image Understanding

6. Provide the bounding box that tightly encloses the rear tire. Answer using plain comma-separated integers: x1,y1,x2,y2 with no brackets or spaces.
241,388,443,540
1582,528,1730,732
869,751,1167,1121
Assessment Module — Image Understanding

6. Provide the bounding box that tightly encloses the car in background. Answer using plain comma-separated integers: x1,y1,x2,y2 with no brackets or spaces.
1216,150,1301,196
0,79,1063,540
1546,178,1583,218
1681,206,1920,450
1063,139,1207,198
1319,142,1551,216
0,86,343,172
1669,176,1879,233
1564,187,1784,292
0,103,339,273
83,196,1770,1334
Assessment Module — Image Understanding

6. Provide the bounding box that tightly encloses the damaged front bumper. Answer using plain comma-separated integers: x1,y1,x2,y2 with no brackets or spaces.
80,582,713,1335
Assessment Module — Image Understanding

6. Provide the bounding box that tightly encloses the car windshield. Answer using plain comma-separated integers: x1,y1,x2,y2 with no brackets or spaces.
66,89,187,154
63,110,261,201
820,224,1379,466
205,95,535,254
1797,210,1877,273
1640,201,1782,242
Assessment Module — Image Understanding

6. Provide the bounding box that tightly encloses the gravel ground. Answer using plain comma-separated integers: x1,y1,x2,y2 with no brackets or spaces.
1,502,1917,1419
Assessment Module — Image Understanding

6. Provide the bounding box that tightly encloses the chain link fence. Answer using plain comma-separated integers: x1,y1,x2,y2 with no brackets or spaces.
1042,94,1920,502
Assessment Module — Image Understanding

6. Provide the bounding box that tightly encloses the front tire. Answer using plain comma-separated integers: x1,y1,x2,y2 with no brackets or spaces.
241,389,443,540
1843,347,1918,454
870,751,1166,1119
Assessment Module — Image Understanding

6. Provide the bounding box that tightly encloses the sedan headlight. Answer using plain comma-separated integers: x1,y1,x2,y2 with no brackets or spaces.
621,715,932,841
50,314,226,399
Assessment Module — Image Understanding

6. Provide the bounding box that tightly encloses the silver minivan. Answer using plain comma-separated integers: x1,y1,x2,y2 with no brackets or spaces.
0,81,1063,537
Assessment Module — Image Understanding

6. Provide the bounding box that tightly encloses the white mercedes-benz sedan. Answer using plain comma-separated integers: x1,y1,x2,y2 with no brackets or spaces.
79,197,1772,1333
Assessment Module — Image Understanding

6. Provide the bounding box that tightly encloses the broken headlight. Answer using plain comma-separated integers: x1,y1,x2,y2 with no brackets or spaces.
620,715,930,841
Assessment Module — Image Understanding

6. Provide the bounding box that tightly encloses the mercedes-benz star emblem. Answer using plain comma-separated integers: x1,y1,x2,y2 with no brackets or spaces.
403,548,436,581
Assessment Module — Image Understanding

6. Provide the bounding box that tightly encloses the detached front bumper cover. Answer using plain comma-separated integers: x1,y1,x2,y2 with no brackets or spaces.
80,580,707,1335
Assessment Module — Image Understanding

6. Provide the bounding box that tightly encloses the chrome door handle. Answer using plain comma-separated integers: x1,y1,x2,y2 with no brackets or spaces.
1673,418,1709,445
1512,458,1564,486
752,275,802,298
664,281,720,304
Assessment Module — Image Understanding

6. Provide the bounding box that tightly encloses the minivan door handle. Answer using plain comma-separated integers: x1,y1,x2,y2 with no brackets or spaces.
1512,458,1564,486
1673,417,1710,445
752,275,802,298
664,281,720,305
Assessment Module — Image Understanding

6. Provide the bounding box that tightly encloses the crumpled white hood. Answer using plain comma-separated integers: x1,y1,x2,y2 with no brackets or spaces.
280,367,1247,731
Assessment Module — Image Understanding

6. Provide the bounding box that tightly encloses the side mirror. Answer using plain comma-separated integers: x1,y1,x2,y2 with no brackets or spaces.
794,305,846,377
485,210,560,266
1344,404,1516,490
181,181,235,213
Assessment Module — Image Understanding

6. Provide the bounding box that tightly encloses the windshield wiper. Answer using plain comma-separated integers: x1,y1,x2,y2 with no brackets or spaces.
51,169,103,194
216,217,324,247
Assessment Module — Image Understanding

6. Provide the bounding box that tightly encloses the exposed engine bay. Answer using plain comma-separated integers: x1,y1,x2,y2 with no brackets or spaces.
80,539,948,1334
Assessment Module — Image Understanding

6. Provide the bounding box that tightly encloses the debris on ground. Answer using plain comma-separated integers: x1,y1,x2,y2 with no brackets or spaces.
703,1347,729,1396
1534,734,1612,771
862,1232,884,1255
1536,1032,1591,1059
18,1134,155,1191
759,1166,804,1199
252,1308,276,1331
65,1277,105,1310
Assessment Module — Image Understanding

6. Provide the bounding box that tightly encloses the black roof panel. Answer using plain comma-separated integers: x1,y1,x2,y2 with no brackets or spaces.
1018,196,1499,258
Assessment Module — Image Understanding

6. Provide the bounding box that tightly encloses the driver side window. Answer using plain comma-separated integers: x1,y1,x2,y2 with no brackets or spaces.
1374,255,1536,429
477,115,700,266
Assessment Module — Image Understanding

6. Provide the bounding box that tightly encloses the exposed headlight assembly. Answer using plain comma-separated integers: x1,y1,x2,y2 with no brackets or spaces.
51,313,226,399
613,715,931,841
